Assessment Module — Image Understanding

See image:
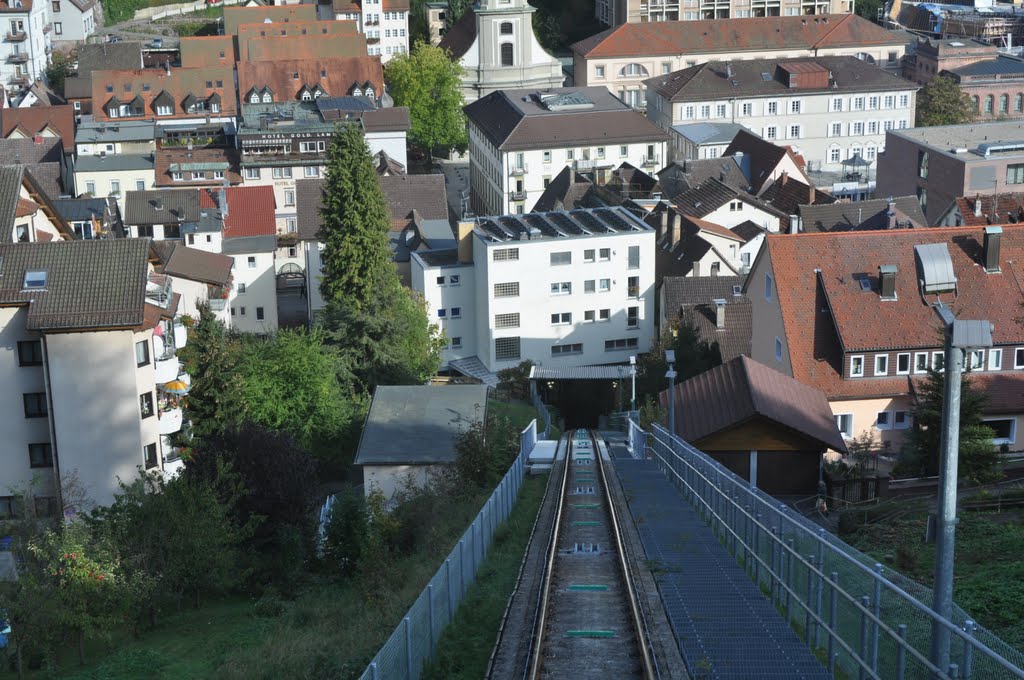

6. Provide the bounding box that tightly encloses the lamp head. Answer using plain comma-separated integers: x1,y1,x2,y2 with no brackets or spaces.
665,349,676,364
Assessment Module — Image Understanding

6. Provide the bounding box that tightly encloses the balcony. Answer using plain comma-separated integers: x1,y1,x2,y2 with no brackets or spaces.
509,190,527,201
642,155,660,168
155,356,180,383
42,22,51,34
367,36,380,44
7,52,28,64
161,435,185,479
509,164,528,176
574,159,595,171
8,74,28,86
173,321,188,349
146,273,174,309
5,31,27,42
158,406,183,435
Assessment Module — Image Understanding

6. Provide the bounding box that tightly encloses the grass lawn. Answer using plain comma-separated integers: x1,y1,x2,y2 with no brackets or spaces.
422,474,548,679
844,508,1024,649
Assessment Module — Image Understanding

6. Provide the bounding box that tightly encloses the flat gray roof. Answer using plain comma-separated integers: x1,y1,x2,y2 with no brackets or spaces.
76,120,156,144
887,120,1024,160
354,385,490,466
75,153,155,172
671,122,750,146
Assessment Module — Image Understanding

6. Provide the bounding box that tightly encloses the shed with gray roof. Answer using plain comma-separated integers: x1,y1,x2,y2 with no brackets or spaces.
355,385,490,499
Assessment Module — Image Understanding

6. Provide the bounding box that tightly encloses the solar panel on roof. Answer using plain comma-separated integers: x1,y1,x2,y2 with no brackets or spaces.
573,211,608,233
594,208,634,232
548,212,585,235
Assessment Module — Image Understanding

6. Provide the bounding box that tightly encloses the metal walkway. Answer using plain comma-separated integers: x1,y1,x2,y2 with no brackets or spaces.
611,454,831,680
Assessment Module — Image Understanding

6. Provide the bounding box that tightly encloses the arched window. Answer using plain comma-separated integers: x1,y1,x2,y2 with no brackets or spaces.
620,62,649,77
1016,93,1023,113
972,95,980,112
1000,94,1009,114
501,42,514,67
500,21,512,34
855,52,876,65
985,95,994,114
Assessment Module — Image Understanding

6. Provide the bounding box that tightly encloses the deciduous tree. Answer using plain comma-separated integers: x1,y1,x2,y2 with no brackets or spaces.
916,75,977,127
385,41,468,158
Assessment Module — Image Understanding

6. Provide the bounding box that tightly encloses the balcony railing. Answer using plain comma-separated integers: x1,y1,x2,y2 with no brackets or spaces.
509,164,528,176
8,75,28,86
642,155,660,167
173,321,188,350
155,356,180,383
146,273,174,309
5,31,27,42
7,52,28,64
367,36,380,44
509,190,527,201
574,159,595,171
158,406,183,435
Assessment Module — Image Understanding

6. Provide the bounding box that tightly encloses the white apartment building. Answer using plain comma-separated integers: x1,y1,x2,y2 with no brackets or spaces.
437,0,564,104
0,239,202,511
49,0,97,43
3,164,72,243
464,87,669,217
594,0,848,26
645,56,917,173
411,207,657,378
0,0,50,96
330,0,409,61
237,101,409,235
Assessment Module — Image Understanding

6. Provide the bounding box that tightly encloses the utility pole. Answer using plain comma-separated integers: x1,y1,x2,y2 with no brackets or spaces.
929,304,992,675
665,350,676,437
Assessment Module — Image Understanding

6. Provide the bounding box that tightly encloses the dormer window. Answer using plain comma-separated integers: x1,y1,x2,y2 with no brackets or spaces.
250,93,260,104
352,87,362,96
301,89,312,101
262,92,272,103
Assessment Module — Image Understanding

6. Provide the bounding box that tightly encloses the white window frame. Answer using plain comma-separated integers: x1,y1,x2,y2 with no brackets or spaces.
874,354,889,376
896,352,911,375
876,411,892,430
835,413,854,439
894,411,911,430
550,282,571,296
850,355,865,377
914,352,929,374
932,351,945,372
969,349,985,371
983,417,1017,445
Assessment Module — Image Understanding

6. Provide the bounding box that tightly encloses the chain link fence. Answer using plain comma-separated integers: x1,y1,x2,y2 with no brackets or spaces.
357,419,537,680
642,422,1024,680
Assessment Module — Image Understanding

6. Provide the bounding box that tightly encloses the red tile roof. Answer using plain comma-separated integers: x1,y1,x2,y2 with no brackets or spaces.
236,18,357,43
199,186,276,238
178,36,238,68
15,197,38,218
240,34,368,63
954,193,1024,226
91,66,236,123
237,57,383,103
765,225,1024,401
223,5,317,35
0,105,76,148
572,14,904,58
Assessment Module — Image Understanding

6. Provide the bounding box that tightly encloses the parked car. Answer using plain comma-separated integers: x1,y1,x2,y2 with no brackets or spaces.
150,37,163,48
107,34,122,43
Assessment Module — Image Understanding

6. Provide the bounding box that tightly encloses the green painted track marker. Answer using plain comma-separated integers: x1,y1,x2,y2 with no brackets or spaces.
565,630,616,638
572,521,601,526
568,584,609,591
573,503,599,509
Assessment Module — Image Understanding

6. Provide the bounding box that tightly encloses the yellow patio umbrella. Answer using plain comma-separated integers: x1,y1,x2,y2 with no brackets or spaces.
163,379,189,395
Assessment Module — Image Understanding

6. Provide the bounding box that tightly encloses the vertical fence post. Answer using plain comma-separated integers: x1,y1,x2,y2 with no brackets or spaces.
445,558,454,623
754,511,761,587
785,539,795,621
962,620,975,679
896,624,908,680
371,661,379,680
815,529,826,649
829,572,839,676
872,563,883,674
458,539,465,597
428,583,436,659
770,527,778,604
859,595,871,680
805,555,815,645
405,616,413,680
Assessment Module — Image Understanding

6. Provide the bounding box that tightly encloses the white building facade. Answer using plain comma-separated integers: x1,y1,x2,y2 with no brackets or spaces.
412,208,657,376
331,0,409,61
1,0,50,96
464,87,669,216
50,0,97,43
645,56,918,173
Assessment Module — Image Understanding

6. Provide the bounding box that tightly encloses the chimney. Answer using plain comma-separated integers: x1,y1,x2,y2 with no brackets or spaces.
218,188,228,217
713,298,726,329
165,60,171,77
807,184,816,204
187,139,193,151
887,200,897,230
974,195,983,218
725,62,733,79
670,210,681,248
457,220,474,264
879,265,897,300
780,170,788,186
984,225,1002,273
659,208,668,242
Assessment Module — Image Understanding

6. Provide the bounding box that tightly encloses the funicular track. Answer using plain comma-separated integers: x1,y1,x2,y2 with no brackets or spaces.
525,429,657,680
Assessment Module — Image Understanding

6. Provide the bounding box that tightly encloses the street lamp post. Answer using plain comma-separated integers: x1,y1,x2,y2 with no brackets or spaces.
665,350,676,437
629,355,637,412
929,304,992,675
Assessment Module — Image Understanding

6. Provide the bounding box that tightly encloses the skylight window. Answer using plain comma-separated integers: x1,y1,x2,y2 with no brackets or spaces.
761,72,772,81
23,270,47,289
859,278,872,291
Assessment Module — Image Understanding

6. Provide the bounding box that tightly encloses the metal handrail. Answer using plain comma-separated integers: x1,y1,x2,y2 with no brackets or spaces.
645,424,1024,680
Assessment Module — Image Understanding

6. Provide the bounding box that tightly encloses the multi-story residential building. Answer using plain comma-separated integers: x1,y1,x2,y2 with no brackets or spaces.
327,0,409,61
593,0,849,27
424,1,447,45
574,15,907,109
49,0,97,43
223,5,317,36
237,56,383,106
64,43,144,117
0,239,211,508
237,98,408,234
411,207,657,379
52,196,122,239
876,121,1024,225
747,224,1024,452
902,38,995,86
1,164,72,243
437,0,564,104
75,119,156,157
124,189,201,241
90,66,237,134
464,87,669,216
0,0,51,97
645,56,917,173
150,239,235,329
75,154,155,212
154,146,242,189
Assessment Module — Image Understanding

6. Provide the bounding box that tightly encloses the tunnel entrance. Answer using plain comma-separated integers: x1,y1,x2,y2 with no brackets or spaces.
531,365,635,430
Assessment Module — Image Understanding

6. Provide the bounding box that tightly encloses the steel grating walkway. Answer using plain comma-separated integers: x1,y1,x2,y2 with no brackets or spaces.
611,456,831,680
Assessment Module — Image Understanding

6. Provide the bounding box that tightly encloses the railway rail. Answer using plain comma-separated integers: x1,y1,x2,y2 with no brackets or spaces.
524,429,657,680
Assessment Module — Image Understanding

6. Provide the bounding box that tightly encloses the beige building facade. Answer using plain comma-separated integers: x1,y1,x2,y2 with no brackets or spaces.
594,0,849,27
